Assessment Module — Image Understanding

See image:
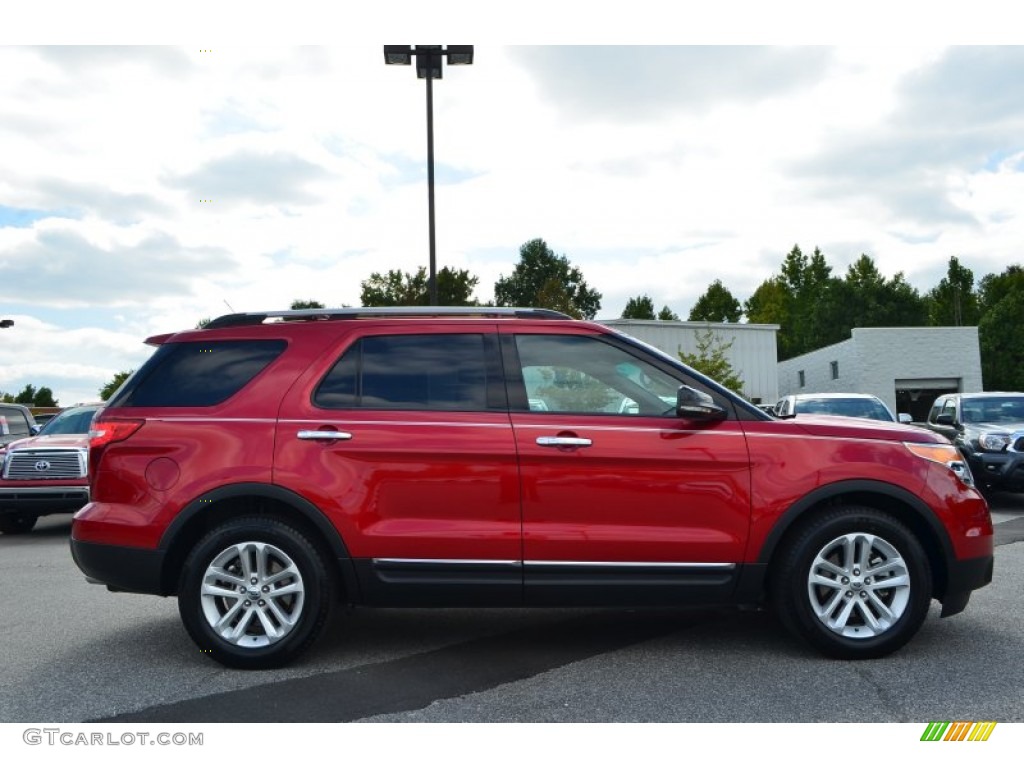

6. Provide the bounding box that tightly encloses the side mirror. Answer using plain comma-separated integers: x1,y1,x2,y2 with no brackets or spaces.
935,413,955,426
30,425,42,436
897,413,912,424
676,386,727,421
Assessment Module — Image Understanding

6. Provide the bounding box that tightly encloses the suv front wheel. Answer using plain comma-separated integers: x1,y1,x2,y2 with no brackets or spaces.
772,506,933,659
178,517,334,669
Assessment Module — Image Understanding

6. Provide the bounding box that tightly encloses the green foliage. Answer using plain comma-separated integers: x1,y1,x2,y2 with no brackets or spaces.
926,256,980,326
290,300,326,310
34,387,58,407
15,384,37,404
195,317,211,329
494,238,602,319
658,305,680,321
679,327,745,395
99,370,133,401
978,264,1024,390
688,279,741,322
7,384,58,407
361,266,479,307
621,295,656,319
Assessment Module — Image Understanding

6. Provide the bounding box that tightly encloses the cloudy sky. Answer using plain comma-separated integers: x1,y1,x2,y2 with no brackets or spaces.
2,23,1023,404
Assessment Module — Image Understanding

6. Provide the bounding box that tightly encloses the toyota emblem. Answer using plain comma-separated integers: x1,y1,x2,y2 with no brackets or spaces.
34,460,51,472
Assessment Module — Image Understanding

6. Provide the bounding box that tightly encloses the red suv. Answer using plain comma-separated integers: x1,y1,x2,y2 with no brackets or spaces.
71,308,993,668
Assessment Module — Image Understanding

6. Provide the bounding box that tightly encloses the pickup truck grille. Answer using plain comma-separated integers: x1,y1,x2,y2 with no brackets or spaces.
3,449,86,480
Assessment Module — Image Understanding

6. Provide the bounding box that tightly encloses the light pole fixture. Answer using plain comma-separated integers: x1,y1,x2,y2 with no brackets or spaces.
383,45,474,305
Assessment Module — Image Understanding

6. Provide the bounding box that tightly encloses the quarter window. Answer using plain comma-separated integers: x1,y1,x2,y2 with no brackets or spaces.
111,340,286,407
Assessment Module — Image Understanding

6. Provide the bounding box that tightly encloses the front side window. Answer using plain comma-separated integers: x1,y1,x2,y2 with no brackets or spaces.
315,334,499,412
513,334,690,416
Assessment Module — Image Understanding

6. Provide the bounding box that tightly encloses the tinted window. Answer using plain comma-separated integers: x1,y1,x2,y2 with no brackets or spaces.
315,334,499,411
112,340,286,407
38,406,100,435
514,334,685,416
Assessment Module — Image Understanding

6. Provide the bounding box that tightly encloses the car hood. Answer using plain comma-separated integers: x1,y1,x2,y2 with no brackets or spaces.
3,434,90,452
963,421,1024,434
790,414,946,443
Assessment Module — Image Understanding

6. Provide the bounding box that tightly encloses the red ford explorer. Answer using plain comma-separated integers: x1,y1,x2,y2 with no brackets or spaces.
71,308,993,668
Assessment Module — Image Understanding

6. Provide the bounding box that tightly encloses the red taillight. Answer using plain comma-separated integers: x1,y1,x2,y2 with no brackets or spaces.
88,418,144,483
89,418,144,450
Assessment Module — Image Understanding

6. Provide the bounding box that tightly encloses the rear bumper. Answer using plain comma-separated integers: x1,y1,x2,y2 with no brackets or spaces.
70,538,168,595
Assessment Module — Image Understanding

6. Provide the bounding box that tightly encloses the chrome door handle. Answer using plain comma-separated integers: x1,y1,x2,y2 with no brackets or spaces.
297,430,352,441
536,436,592,447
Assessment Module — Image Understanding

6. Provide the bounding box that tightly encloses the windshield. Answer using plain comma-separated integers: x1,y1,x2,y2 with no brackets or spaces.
960,396,1024,424
796,397,894,421
37,407,99,436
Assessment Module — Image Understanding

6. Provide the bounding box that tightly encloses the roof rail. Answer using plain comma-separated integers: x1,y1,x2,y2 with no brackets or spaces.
203,307,572,329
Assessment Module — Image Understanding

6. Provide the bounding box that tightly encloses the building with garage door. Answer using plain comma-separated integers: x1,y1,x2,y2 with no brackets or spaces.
776,327,983,422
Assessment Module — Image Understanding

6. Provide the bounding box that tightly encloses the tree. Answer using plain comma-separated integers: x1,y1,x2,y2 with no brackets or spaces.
621,295,656,319
688,279,741,322
15,384,37,405
678,326,745,395
34,387,58,407
979,291,1024,391
658,305,680,321
493,238,601,319
926,256,980,326
978,265,1024,390
100,370,133,401
290,299,325,309
361,266,479,307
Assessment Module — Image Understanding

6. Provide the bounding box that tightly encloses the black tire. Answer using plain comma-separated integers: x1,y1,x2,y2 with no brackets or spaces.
0,513,38,535
178,517,334,669
771,506,932,659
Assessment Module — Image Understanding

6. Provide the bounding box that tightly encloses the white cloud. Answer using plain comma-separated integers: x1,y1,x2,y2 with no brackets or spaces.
2,44,1023,403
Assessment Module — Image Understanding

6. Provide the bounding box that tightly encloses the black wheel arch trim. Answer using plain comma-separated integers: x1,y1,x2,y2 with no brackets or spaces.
757,479,957,580
158,482,357,598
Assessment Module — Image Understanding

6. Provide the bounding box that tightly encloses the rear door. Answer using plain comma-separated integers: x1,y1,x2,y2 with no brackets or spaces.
502,327,753,605
275,324,522,605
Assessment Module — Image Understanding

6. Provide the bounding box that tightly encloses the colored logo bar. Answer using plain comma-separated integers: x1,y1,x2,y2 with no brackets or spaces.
921,722,997,741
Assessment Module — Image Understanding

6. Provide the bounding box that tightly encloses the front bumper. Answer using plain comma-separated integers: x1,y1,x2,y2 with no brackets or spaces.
940,554,995,617
0,486,90,515
964,449,1024,491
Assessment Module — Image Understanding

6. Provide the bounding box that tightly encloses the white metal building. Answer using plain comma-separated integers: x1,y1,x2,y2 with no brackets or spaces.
599,319,781,405
776,327,983,421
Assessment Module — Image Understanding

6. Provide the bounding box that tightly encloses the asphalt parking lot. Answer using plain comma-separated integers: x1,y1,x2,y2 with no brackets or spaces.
1,494,1022,724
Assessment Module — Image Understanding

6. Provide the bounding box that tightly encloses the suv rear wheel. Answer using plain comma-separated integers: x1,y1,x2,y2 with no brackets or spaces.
772,506,932,659
178,517,334,669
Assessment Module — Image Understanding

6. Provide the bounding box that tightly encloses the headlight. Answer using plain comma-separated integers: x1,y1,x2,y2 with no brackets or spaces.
978,432,1011,451
905,442,974,486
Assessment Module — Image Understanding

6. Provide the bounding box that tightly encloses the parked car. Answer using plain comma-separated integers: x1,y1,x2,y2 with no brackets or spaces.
0,403,37,449
918,391,1024,494
71,308,992,668
0,403,102,534
774,392,908,422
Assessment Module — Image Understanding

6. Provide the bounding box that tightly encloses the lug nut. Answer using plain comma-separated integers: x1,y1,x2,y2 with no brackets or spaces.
244,600,251,607
262,586,270,593
841,577,849,584
258,600,266,607
846,591,853,598
251,577,258,585
860,591,867,598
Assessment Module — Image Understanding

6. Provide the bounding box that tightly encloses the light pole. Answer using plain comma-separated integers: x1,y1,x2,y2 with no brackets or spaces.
384,45,473,306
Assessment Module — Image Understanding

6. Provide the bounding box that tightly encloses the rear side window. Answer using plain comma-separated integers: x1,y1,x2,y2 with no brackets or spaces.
314,334,501,411
111,340,286,407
